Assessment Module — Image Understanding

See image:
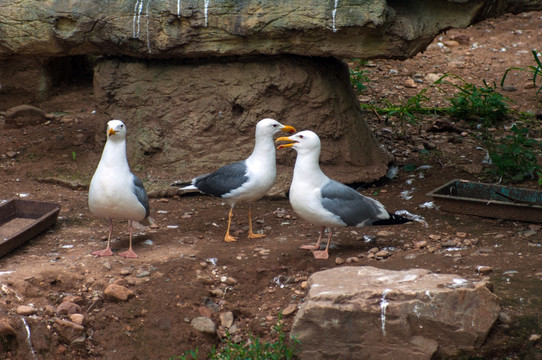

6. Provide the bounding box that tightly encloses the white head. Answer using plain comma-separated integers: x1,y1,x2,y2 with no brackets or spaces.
106,119,127,141
254,118,296,139
276,130,321,156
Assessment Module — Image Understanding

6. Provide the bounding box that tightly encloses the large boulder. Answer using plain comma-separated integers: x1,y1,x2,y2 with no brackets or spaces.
291,266,501,360
93,55,391,185
0,0,540,59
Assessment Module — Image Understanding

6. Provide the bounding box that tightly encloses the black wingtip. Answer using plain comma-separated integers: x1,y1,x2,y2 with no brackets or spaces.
171,180,192,187
372,213,412,226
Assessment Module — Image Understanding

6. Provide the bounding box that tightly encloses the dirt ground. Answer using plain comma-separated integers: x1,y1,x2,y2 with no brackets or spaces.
1,10,542,360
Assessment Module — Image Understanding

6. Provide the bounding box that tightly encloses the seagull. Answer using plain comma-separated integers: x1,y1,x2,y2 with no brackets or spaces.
88,119,151,258
177,118,296,242
277,130,410,260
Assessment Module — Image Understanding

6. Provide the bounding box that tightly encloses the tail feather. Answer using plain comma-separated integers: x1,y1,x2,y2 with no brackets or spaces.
372,213,412,226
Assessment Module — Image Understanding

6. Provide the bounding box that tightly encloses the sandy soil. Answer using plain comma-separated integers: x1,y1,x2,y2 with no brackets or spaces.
0,10,541,360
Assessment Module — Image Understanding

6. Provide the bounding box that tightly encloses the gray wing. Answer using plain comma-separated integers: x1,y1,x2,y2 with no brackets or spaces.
193,160,249,198
320,180,389,226
132,174,150,218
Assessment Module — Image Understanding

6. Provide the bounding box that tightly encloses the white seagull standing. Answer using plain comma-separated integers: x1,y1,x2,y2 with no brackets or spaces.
88,119,151,258
177,118,296,242
277,130,410,260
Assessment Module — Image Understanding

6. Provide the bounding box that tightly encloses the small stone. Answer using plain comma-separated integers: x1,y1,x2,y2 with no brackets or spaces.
191,317,216,334
404,78,417,88
335,257,345,265
498,312,512,325
282,303,297,316
415,240,428,249
456,232,467,238
0,319,16,337
56,301,82,316
375,250,391,259
120,268,132,276
69,314,85,325
377,230,393,237
220,311,234,329
104,284,134,301
136,270,151,278
6,151,17,158
477,266,493,275
300,281,309,289
443,40,459,47
529,334,541,342
16,305,36,316
54,319,85,343
211,288,224,297
346,257,360,264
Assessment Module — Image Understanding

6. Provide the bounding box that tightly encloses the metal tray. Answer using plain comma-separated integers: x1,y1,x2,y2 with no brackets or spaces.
0,199,61,258
427,179,542,223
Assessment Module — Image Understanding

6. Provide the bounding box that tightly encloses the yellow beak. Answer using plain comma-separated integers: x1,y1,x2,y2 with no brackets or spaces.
281,125,296,134
276,136,295,149
108,128,117,136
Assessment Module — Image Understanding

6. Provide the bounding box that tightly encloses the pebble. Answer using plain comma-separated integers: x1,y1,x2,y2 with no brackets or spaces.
346,257,359,264
211,288,224,297
335,257,345,265
282,303,297,316
415,240,428,248
220,311,234,329
375,250,391,259
0,319,16,336
69,314,85,325
120,268,132,276
16,305,36,316
104,284,134,301
529,334,541,342
443,40,459,47
54,318,85,343
477,265,493,275
377,230,394,237
191,316,217,334
136,270,151,278
56,301,82,316
404,78,417,88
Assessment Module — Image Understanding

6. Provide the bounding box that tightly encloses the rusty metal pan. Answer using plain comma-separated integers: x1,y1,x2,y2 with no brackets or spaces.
427,179,542,223
0,199,61,258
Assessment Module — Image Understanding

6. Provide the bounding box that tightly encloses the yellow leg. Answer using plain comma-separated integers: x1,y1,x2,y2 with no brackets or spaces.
247,205,265,239
224,207,237,242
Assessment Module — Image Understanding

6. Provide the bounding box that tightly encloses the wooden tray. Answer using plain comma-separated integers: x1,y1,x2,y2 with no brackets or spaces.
427,179,542,223
0,199,61,258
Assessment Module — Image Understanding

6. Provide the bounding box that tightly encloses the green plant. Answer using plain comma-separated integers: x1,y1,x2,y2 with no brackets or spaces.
71,151,77,160
349,59,370,93
209,316,298,360
169,349,198,360
436,74,510,127
485,125,541,182
170,316,298,360
501,49,542,95
364,88,435,136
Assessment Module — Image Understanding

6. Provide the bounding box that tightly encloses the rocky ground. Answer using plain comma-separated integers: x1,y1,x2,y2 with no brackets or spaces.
0,10,541,360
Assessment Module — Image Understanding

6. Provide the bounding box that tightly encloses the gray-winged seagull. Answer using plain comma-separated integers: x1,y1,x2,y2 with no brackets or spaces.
88,119,151,258
277,130,410,259
177,118,296,242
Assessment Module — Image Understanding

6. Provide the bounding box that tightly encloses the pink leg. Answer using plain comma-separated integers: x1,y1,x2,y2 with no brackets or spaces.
92,219,114,257
312,228,333,260
118,220,138,258
300,226,326,251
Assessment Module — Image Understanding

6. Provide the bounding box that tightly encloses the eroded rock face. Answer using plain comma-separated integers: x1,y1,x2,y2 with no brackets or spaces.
93,55,392,185
0,0,540,59
291,266,501,360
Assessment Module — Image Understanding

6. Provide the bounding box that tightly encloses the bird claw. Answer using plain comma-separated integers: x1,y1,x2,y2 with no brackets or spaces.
92,248,114,257
118,249,138,258
248,232,266,239
224,235,238,242
312,250,329,260
300,244,320,251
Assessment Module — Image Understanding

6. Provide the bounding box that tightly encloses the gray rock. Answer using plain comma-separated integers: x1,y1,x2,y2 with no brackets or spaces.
5,105,46,127
191,316,216,335
54,318,85,344
16,305,36,316
291,266,500,360
220,311,234,329
1,1,536,59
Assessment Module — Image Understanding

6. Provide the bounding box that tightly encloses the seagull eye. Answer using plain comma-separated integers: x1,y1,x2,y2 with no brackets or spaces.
298,135,304,139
